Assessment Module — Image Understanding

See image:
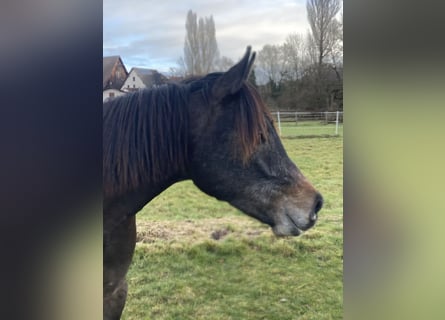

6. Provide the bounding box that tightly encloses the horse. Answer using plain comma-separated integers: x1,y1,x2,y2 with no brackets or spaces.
103,47,323,320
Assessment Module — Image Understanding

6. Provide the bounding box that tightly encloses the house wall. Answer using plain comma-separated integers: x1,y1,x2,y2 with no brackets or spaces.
103,89,126,102
121,70,146,92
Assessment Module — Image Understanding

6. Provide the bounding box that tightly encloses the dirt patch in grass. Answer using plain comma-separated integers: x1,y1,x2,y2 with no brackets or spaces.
136,217,270,245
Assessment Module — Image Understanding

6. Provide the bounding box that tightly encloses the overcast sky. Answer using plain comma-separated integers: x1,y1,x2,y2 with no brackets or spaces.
103,0,309,73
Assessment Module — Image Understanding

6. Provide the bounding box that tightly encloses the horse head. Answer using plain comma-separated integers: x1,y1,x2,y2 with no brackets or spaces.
187,46,323,236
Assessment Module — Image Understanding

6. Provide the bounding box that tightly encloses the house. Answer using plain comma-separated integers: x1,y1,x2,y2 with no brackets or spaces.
103,56,128,102
121,67,167,92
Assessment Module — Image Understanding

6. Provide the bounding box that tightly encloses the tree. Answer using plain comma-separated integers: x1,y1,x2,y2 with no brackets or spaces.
306,0,342,110
252,2,343,111
329,11,343,77
256,44,287,109
306,0,342,67
257,44,286,85
282,33,307,81
183,10,220,75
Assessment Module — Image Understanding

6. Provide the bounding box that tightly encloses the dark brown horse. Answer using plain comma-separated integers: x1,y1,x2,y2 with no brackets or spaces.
103,47,323,319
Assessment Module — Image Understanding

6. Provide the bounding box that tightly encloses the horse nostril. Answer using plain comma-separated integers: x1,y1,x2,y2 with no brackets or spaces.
314,193,323,214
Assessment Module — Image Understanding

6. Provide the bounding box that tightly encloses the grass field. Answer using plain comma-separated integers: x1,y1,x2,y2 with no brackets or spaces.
122,137,343,320
278,121,343,137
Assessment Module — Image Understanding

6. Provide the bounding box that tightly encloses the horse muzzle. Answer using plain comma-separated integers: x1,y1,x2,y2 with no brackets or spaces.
272,192,323,237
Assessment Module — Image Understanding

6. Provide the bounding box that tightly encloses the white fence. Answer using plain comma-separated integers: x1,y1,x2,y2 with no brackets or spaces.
271,111,343,137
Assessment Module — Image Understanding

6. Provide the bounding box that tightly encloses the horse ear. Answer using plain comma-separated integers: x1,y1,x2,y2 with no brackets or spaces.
211,46,256,101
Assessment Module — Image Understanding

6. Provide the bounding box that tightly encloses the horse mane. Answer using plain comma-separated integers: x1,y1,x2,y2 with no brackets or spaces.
103,75,271,197
103,83,190,196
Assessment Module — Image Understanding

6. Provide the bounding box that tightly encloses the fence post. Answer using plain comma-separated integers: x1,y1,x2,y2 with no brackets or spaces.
277,111,281,136
335,111,339,135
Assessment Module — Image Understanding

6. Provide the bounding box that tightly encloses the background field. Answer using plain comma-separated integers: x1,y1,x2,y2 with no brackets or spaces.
122,136,343,320
278,122,343,138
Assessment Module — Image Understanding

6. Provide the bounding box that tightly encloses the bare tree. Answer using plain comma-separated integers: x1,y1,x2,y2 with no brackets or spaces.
256,44,288,109
251,1,343,111
183,10,220,75
257,44,286,85
329,11,343,69
306,0,342,110
282,33,306,80
306,0,341,67
305,30,318,66
183,10,199,75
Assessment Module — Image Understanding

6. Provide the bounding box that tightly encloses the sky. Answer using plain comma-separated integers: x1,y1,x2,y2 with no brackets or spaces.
103,0,310,73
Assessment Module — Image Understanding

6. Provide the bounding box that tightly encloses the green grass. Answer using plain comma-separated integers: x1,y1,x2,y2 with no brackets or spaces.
122,137,343,320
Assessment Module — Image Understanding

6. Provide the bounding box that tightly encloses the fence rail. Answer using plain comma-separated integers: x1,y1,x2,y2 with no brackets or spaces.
270,111,343,137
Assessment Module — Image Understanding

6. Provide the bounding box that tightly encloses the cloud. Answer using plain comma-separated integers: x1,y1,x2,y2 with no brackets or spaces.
103,0,309,72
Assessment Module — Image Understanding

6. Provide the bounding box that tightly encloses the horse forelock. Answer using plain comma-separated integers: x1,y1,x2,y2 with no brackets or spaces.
235,82,271,164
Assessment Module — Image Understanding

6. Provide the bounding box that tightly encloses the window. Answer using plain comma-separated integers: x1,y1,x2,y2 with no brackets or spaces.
133,76,135,81
127,85,130,88
133,84,135,88
109,92,115,98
